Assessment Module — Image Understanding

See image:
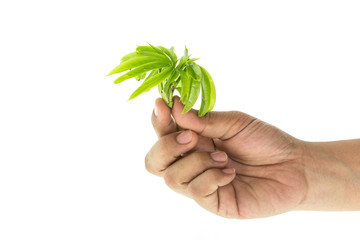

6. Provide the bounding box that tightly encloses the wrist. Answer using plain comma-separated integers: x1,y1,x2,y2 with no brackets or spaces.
297,140,360,211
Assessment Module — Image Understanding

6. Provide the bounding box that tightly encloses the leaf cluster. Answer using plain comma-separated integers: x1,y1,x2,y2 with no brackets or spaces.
106,43,216,117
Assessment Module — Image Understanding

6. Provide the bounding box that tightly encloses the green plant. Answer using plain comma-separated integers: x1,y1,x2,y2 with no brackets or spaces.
106,43,216,117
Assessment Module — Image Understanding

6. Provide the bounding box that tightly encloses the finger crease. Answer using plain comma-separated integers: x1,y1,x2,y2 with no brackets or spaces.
217,189,220,214
232,183,240,218
221,118,257,141
199,113,211,136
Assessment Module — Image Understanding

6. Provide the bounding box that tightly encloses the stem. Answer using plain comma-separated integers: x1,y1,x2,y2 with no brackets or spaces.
162,84,175,108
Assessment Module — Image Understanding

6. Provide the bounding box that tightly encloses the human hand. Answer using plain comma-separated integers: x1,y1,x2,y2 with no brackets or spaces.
146,97,308,219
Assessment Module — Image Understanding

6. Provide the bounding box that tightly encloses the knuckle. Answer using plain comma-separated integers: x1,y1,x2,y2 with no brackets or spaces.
144,153,153,173
210,168,221,179
164,170,177,189
191,152,213,168
144,138,168,176
187,182,201,198
156,136,171,152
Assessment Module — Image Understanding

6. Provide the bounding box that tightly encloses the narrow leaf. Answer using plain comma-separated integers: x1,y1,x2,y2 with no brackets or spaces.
179,69,191,103
146,43,167,56
135,72,147,81
201,66,216,113
187,58,200,63
169,46,178,64
175,79,182,96
121,52,138,62
129,67,173,100
144,69,159,82
187,62,201,80
107,55,168,76
158,80,165,95
183,72,201,113
136,46,167,58
163,69,179,97
177,54,191,70
159,46,177,65
114,62,169,84
198,66,216,116
184,46,189,56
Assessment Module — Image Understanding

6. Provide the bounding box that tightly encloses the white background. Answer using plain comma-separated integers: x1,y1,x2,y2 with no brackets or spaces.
0,0,359,239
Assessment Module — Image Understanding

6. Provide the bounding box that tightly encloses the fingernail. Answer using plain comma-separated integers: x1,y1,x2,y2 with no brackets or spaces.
176,130,192,144
154,105,158,117
210,151,227,162
222,168,235,174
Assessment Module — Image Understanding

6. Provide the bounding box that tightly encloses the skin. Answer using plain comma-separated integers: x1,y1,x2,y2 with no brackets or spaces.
145,97,360,219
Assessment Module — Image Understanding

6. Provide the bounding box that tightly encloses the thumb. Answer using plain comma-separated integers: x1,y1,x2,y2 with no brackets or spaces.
171,97,257,140
152,98,177,137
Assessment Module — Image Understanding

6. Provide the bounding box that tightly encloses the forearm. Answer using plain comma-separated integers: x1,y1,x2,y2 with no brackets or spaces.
298,139,360,211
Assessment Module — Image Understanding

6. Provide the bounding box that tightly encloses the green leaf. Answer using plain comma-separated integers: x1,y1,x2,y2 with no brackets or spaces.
187,62,201,80
157,69,165,95
107,55,168,76
187,58,200,63
142,69,160,93
122,48,170,64
121,52,138,62
144,69,159,82
177,55,191,70
158,80,164,95
135,72,147,81
202,66,216,113
163,69,179,96
198,65,216,116
169,46,178,64
114,62,170,84
136,46,158,54
177,46,190,69
136,45,167,59
142,43,175,64
129,67,173,100
183,70,201,113
159,46,177,65
146,43,167,56
175,79,182,96
184,46,189,56
179,69,190,103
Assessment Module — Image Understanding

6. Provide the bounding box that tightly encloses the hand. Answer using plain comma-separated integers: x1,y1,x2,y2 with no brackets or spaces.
146,97,308,219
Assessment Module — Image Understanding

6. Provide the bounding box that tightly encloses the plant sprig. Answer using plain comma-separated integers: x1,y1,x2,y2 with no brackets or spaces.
106,43,216,117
